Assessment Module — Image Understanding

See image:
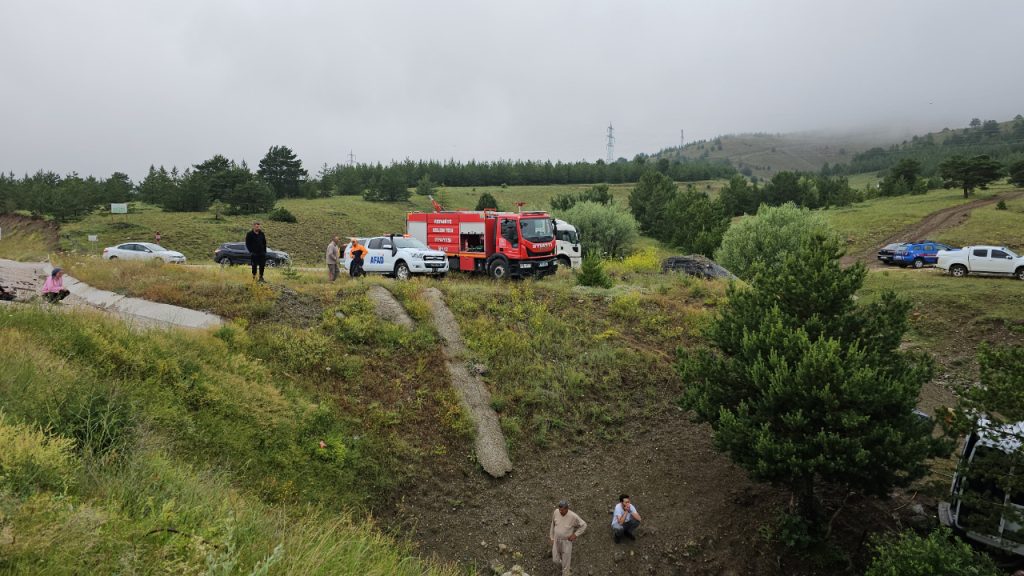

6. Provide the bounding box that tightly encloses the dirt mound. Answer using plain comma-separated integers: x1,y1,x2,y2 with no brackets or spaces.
843,191,1024,267
422,287,512,478
366,285,415,329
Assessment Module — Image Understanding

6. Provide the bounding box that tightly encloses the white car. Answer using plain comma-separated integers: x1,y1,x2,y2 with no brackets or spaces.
102,242,187,264
937,245,1024,280
343,235,449,280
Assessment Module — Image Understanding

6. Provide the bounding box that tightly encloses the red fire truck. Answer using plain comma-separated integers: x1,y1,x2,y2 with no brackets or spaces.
407,197,558,279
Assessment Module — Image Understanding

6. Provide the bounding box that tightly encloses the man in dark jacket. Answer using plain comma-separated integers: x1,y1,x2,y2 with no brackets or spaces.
245,221,268,282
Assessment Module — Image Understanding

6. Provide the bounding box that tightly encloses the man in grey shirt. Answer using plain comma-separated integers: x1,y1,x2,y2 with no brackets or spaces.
326,235,340,281
549,499,587,576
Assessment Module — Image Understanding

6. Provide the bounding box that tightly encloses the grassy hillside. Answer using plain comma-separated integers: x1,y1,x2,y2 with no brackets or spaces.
822,185,1009,256
657,131,900,178
58,184,643,265
936,195,1024,250
0,214,58,261
0,303,466,575
11,229,1024,573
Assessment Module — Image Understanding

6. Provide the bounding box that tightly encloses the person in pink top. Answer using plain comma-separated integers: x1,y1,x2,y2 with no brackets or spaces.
42,267,70,303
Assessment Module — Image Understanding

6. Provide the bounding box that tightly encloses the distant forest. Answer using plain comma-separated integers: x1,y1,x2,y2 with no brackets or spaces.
0,154,736,221
826,115,1024,177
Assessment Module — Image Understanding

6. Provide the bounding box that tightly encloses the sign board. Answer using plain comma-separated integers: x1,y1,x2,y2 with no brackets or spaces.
88,235,98,242
110,203,128,214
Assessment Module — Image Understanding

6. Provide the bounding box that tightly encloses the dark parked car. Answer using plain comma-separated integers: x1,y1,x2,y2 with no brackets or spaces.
877,242,907,265
893,241,953,268
213,242,290,266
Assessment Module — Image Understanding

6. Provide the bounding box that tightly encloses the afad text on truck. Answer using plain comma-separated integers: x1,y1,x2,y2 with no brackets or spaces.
407,197,558,279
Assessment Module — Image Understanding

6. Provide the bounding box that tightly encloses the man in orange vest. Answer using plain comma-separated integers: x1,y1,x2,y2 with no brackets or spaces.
348,238,368,278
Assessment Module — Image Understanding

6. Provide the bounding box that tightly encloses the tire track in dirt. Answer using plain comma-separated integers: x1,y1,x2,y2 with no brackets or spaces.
422,286,513,478
842,190,1024,268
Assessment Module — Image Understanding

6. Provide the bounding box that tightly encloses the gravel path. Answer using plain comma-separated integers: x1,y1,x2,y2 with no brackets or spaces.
366,285,415,330
423,287,513,478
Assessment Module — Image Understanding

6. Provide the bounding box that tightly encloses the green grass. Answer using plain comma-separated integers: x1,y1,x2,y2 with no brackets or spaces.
859,267,1023,349
935,195,1024,250
0,304,467,574
824,185,1008,256
0,214,57,262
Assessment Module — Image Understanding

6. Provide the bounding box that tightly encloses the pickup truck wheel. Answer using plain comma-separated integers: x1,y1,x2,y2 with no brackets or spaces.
394,261,410,281
913,258,925,269
1016,267,1024,281
950,264,968,278
488,259,509,280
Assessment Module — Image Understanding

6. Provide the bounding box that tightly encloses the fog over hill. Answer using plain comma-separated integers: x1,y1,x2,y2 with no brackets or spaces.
2,0,1023,179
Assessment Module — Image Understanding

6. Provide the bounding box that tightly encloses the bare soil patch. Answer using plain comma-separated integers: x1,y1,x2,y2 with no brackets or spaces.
384,410,927,576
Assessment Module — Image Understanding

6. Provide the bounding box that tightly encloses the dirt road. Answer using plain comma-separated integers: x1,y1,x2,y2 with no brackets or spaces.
842,190,1024,267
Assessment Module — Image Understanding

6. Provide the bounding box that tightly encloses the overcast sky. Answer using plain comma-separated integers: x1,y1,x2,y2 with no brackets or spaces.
2,0,1022,180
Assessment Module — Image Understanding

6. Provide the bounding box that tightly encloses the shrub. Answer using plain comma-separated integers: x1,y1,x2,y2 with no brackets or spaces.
715,202,839,281
663,187,729,257
415,174,436,196
576,252,613,288
475,192,500,211
267,207,297,223
865,528,1000,576
557,201,638,257
996,199,1008,210
0,412,79,495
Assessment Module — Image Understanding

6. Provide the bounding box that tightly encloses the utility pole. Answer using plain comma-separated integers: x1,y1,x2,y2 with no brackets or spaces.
348,150,356,166
680,129,684,149
606,123,615,163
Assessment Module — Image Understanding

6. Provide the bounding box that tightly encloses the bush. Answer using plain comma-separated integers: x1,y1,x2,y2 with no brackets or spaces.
0,412,79,495
865,528,1000,576
715,202,839,281
576,252,613,288
267,207,297,222
996,199,1008,210
475,192,500,211
663,187,729,257
557,201,638,257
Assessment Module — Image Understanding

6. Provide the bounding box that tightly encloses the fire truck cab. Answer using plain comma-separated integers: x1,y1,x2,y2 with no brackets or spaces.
407,204,558,279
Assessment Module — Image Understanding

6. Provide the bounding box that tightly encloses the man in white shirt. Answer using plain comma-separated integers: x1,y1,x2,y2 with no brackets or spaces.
611,493,642,543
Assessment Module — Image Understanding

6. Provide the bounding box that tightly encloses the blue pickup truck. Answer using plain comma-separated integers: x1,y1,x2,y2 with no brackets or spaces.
893,241,954,268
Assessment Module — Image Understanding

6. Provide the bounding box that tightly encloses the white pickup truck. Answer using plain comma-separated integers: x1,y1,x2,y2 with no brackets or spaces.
936,245,1024,280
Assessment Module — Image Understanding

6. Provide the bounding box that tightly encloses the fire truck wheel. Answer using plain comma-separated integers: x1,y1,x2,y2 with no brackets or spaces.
488,258,509,280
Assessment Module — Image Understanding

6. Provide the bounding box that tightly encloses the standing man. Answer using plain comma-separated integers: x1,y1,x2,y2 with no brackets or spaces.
549,499,587,576
348,237,368,278
154,231,162,244
326,235,340,281
245,221,268,282
611,494,642,543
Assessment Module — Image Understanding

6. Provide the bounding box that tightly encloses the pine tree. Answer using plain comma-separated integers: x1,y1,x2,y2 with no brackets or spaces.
576,252,613,288
681,234,942,527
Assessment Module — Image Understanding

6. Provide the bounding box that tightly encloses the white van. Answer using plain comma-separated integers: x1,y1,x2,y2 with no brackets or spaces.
554,219,581,269
940,418,1024,555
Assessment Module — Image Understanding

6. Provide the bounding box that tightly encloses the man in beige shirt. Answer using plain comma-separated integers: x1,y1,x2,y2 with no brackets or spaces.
549,499,587,576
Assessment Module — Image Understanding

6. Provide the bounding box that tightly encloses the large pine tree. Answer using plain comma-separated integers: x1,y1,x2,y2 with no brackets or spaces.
258,145,308,198
681,235,943,525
